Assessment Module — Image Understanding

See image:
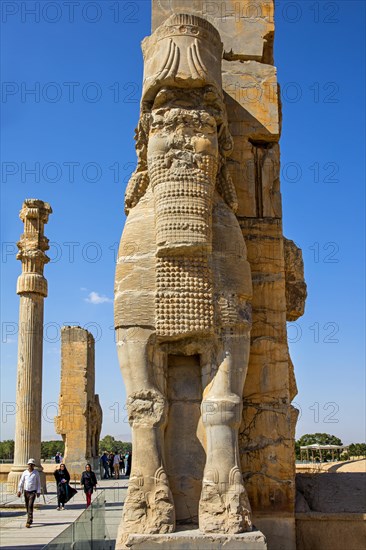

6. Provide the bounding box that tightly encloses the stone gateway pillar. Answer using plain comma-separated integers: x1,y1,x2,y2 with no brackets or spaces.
115,2,307,549
55,326,103,479
114,11,270,550
8,199,52,493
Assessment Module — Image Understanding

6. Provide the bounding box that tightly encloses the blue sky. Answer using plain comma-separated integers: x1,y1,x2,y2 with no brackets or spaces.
1,1,365,444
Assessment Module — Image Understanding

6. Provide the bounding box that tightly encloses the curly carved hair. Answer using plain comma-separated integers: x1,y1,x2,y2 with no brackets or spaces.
124,86,238,214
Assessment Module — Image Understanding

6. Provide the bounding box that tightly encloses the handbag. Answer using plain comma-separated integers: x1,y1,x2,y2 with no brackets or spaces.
64,483,78,503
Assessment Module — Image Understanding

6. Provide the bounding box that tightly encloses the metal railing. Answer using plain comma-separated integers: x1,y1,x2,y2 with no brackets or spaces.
43,490,112,550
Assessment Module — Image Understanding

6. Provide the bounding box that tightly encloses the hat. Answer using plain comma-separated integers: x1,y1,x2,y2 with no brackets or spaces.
141,13,223,103
27,458,36,465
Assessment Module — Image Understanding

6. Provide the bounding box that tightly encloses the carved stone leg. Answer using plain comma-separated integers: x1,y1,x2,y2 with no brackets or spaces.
199,334,252,534
115,328,175,543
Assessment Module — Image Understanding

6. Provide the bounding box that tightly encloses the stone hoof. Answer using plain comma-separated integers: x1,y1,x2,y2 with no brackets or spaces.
122,470,175,536
129,472,144,488
226,478,252,533
123,484,148,526
149,467,175,533
199,467,252,534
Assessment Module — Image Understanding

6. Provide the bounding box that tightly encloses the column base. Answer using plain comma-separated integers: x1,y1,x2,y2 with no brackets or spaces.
116,527,267,549
7,465,47,494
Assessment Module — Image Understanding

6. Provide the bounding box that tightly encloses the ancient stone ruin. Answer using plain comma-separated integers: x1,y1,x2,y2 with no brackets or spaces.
114,2,306,548
54,326,102,478
8,199,52,493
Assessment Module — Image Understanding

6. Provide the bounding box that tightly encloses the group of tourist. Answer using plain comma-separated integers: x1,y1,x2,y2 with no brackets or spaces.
17,458,97,528
17,450,133,528
100,450,131,479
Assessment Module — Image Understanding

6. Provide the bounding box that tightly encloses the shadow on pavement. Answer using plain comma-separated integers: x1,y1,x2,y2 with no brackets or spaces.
0,510,25,518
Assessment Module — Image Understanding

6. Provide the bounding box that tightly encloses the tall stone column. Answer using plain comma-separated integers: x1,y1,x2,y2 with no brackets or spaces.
7,199,52,493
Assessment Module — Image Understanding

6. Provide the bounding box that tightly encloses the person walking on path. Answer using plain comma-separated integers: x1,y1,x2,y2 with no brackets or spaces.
113,452,121,479
108,452,114,478
80,463,97,508
119,453,125,475
17,458,41,528
100,451,110,479
125,451,132,477
54,463,77,510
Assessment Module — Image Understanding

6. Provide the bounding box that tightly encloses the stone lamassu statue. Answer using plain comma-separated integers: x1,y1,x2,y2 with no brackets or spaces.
115,14,253,540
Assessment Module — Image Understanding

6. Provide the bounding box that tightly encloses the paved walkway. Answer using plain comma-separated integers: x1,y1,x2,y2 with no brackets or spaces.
0,477,128,549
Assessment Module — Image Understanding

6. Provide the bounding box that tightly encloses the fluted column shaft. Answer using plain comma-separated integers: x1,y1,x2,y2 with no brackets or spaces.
13,293,44,467
7,199,52,493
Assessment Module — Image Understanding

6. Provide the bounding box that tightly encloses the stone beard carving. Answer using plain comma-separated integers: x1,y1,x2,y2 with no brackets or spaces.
114,14,253,544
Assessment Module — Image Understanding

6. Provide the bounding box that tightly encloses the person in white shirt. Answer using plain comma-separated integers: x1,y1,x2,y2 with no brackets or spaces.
17,458,41,527
113,453,121,479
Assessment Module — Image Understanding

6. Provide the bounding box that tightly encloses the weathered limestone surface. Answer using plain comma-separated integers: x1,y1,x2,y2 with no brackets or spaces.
296,513,366,550
123,528,267,549
54,326,102,478
239,219,298,523
223,60,280,140
296,471,366,550
7,199,52,493
218,3,306,548
284,238,307,321
152,0,274,62
254,516,296,550
296,473,366,514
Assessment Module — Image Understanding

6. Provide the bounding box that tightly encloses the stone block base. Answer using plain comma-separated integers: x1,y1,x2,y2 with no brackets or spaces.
117,528,267,549
296,512,366,550
252,515,296,550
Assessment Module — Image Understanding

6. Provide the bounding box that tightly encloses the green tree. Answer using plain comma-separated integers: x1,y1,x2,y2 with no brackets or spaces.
295,440,301,460
0,440,14,460
41,440,64,460
296,433,343,461
349,443,366,458
349,443,358,457
99,435,117,453
0,440,67,461
297,433,343,447
117,441,132,455
99,435,132,455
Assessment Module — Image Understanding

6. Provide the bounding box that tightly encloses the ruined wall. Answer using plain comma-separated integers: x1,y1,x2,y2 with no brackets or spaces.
54,326,102,477
152,2,306,548
296,471,366,550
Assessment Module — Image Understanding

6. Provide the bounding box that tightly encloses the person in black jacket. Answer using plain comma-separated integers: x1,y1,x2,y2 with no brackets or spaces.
108,452,114,478
54,464,77,510
80,463,97,508
119,453,125,476
125,451,132,477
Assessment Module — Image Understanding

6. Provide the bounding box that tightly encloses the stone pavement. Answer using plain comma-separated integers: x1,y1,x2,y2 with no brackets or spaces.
0,477,128,549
